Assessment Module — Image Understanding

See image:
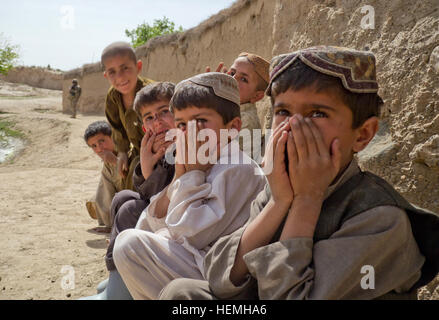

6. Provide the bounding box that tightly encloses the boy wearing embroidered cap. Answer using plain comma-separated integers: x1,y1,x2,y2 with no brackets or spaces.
159,46,439,300
112,72,266,300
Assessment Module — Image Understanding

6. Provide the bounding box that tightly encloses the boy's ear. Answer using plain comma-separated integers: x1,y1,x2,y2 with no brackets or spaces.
136,60,143,73
352,116,379,153
250,90,265,104
227,117,242,133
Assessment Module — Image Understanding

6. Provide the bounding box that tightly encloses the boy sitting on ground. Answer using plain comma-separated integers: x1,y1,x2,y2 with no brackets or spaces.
84,121,123,233
81,82,177,300
102,41,154,191
112,72,266,300
159,46,439,300
105,82,176,273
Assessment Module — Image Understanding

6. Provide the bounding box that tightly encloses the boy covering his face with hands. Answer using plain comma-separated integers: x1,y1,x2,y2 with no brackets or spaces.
113,72,266,300
159,46,439,300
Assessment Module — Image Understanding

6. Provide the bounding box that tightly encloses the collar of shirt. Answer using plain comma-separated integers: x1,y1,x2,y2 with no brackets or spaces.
113,76,147,102
323,158,360,201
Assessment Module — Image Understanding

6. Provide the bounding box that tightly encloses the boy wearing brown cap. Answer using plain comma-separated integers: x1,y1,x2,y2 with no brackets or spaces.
159,46,439,300
229,52,269,162
102,41,154,191
112,72,266,300
208,53,270,161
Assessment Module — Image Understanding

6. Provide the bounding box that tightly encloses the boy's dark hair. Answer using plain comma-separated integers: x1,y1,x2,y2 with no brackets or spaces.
134,82,175,119
169,82,240,125
270,59,383,129
101,41,137,70
84,121,112,144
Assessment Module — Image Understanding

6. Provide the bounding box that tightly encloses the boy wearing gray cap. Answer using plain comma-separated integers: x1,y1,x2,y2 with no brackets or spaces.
159,46,439,300
112,72,266,300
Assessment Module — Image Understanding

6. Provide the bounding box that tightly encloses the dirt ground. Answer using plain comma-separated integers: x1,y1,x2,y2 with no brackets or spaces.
0,81,108,300
0,80,437,300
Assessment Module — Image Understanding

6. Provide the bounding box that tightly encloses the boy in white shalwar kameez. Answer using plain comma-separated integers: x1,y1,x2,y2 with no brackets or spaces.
113,72,266,300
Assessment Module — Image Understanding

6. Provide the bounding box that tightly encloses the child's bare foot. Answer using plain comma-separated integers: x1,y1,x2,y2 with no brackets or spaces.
90,226,112,234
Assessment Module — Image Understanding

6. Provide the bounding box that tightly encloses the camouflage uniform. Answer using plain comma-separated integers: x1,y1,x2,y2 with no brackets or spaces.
69,79,82,118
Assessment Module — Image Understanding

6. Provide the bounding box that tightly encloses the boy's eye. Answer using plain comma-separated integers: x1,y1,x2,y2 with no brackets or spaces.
160,109,170,117
274,109,290,117
309,110,327,118
240,77,248,83
145,116,153,122
195,118,208,128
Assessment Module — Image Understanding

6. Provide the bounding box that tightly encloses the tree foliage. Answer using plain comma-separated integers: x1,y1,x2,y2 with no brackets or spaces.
0,34,19,75
125,17,183,48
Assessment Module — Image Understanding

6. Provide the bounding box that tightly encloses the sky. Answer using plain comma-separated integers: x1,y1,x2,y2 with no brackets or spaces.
0,0,236,71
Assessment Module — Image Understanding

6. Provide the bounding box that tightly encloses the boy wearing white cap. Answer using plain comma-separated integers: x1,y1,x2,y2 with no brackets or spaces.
112,72,266,300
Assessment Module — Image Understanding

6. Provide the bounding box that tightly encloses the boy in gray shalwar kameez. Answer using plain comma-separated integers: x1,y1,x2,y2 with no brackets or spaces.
159,46,439,300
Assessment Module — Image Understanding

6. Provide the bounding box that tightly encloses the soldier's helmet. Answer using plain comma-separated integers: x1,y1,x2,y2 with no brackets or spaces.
72,79,78,84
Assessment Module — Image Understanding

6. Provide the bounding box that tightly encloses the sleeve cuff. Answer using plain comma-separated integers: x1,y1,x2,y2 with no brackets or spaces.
166,170,206,199
206,227,257,298
135,163,169,200
179,170,206,185
243,238,314,277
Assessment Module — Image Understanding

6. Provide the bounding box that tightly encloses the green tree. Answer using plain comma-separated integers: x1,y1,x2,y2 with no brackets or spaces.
125,16,183,48
0,34,19,75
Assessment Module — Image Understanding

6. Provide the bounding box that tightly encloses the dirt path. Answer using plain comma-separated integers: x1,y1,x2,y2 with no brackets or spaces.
0,81,109,300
